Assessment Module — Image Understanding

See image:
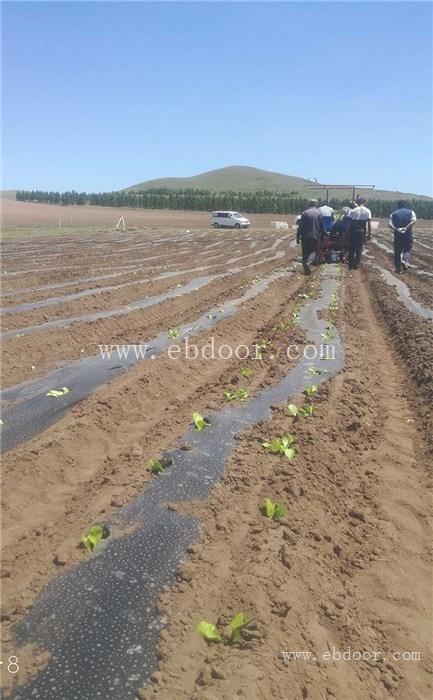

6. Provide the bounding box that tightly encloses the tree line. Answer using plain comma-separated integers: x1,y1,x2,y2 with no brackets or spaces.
15,188,433,219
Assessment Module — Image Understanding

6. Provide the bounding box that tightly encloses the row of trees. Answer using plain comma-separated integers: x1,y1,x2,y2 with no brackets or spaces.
16,188,433,218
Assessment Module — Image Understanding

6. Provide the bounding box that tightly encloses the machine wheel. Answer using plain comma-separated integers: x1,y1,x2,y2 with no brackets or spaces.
234,223,241,229
213,223,219,228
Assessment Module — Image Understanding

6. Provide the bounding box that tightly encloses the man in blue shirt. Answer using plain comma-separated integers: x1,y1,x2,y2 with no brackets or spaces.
388,200,417,273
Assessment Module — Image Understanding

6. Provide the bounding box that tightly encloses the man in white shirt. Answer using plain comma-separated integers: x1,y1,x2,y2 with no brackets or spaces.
348,198,372,270
319,204,335,234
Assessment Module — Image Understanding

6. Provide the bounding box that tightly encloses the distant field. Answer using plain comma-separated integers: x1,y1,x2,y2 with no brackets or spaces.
3,198,432,241
1,197,297,232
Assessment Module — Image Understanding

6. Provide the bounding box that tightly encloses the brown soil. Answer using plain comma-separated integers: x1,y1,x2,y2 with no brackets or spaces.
1,221,432,699
1,197,298,231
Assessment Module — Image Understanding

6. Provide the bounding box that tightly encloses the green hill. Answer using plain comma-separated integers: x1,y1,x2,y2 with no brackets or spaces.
126,165,431,201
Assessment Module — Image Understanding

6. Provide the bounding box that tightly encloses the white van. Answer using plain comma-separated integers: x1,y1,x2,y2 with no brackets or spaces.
210,211,250,229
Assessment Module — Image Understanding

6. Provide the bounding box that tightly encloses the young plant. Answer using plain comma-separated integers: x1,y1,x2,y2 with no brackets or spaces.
81,523,109,552
304,384,317,397
168,327,180,339
299,404,316,417
196,621,223,644
321,330,334,342
307,367,321,376
223,388,248,402
193,412,210,431
262,434,296,460
240,367,253,379
288,403,315,418
263,498,286,520
147,456,174,474
228,613,252,642
46,387,70,398
196,613,252,645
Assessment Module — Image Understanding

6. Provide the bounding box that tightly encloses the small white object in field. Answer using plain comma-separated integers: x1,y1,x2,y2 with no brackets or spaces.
271,221,289,229
371,221,380,230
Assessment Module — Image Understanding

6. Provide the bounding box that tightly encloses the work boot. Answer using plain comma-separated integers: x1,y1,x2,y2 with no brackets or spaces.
303,264,311,276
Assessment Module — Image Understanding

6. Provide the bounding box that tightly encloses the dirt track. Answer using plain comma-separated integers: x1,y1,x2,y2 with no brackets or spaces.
0,219,432,699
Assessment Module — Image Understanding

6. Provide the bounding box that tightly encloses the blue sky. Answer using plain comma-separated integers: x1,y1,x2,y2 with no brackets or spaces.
2,2,432,195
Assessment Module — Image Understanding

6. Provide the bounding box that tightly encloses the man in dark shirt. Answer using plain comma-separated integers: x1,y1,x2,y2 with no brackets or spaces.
388,200,417,273
297,199,326,275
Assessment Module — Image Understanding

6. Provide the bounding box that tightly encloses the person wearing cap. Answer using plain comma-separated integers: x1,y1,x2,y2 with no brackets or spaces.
347,198,372,270
297,199,326,275
318,203,335,234
388,200,417,273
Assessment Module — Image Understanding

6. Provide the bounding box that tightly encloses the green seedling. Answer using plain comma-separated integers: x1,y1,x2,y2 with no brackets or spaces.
81,523,109,552
262,434,296,460
321,330,334,341
228,613,252,642
168,328,180,339
263,498,286,520
193,412,210,431
240,367,253,379
197,613,252,645
196,621,223,643
46,387,70,398
147,456,174,474
304,384,317,397
299,404,316,417
288,403,315,418
307,367,321,376
224,388,249,402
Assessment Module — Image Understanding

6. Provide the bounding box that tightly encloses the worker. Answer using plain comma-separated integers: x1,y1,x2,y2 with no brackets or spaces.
341,206,352,233
297,199,326,275
318,203,335,233
329,207,351,262
388,200,417,273
347,198,371,270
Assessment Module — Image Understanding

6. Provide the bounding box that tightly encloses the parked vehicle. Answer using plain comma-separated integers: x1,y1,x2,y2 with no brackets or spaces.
210,211,250,229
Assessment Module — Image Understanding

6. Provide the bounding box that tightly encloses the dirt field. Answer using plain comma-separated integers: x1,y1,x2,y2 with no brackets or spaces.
0,212,432,700
1,197,296,232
